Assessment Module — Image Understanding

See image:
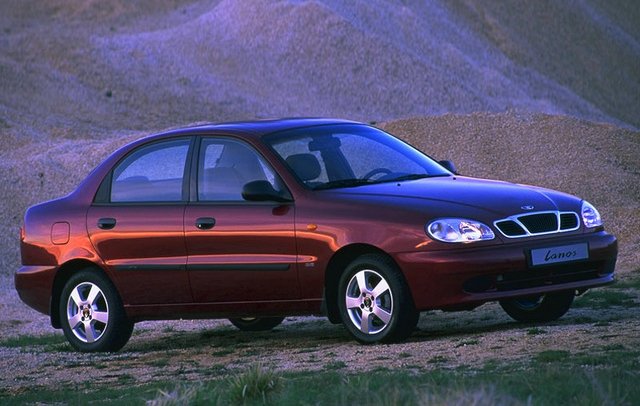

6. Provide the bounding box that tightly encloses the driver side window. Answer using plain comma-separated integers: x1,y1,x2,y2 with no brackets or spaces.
198,138,282,202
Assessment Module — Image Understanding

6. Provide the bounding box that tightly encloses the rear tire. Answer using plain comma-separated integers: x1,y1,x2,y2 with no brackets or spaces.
59,270,133,352
229,317,285,331
500,290,575,323
338,254,418,343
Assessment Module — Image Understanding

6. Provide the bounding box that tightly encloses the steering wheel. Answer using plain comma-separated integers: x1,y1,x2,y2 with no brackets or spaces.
362,168,392,180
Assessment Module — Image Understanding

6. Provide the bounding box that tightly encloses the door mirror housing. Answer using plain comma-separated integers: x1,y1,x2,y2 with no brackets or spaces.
242,180,293,203
438,160,458,175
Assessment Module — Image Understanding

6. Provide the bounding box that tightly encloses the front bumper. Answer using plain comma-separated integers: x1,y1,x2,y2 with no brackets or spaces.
15,265,58,316
397,231,617,311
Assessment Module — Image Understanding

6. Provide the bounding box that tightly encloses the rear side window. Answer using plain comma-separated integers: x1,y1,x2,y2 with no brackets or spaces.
111,139,190,202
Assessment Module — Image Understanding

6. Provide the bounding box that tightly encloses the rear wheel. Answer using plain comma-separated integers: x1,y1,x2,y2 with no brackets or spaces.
338,254,418,343
500,291,575,323
229,317,285,331
59,270,133,352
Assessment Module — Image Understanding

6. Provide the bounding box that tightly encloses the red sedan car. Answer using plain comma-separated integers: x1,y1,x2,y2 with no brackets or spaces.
16,118,617,352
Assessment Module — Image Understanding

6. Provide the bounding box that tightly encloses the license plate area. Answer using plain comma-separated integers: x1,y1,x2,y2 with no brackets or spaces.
530,243,589,267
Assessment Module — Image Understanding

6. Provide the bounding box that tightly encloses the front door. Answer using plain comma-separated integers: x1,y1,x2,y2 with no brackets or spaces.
184,137,298,303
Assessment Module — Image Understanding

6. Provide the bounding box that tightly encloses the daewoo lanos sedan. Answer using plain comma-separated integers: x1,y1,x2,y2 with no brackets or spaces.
16,118,617,352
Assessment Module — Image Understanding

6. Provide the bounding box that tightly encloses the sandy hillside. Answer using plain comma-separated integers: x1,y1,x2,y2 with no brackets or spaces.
1,0,638,135
0,1,638,281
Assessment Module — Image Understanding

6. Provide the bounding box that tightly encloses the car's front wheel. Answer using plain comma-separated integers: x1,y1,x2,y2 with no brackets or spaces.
59,270,133,352
338,254,418,343
500,290,575,323
228,317,285,331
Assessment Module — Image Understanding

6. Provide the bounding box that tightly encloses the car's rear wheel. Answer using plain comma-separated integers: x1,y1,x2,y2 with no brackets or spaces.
500,290,575,323
338,254,418,343
59,270,133,352
229,317,285,331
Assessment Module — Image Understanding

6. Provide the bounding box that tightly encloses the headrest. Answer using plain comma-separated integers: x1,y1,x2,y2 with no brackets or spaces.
285,153,321,181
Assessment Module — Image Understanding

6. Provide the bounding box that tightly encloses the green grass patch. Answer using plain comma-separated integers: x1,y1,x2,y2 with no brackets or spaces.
0,333,67,349
148,358,170,368
609,275,640,290
455,338,479,347
4,361,639,405
573,289,636,309
535,350,571,363
527,327,547,335
324,360,347,370
1,381,174,405
227,364,281,404
428,355,449,364
212,348,235,357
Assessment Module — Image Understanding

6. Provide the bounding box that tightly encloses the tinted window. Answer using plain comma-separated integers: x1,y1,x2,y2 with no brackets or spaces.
198,138,282,201
265,124,450,190
111,139,190,202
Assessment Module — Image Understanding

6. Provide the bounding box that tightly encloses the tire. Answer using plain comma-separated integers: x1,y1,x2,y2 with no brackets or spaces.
59,270,133,352
500,290,575,323
338,254,418,343
229,317,285,331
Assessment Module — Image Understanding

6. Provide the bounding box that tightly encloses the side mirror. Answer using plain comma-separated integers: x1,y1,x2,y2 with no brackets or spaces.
438,160,458,175
242,180,293,203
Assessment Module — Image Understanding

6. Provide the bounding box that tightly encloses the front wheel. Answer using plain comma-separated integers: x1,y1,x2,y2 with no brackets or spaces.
338,254,418,343
59,270,133,352
500,290,575,323
229,317,285,331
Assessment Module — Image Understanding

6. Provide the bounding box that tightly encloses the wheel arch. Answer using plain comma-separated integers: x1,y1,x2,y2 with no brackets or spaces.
323,243,411,324
50,259,110,329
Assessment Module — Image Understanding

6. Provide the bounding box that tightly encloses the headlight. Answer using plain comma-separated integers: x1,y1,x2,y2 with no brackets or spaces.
581,201,602,228
426,218,495,243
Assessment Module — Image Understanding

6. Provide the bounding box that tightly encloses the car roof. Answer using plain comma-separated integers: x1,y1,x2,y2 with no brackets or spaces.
149,117,363,141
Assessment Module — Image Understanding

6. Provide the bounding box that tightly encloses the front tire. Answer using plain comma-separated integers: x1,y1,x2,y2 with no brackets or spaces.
59,270,133,352
500,290,575,323
229,317,285,331
338,254,418,343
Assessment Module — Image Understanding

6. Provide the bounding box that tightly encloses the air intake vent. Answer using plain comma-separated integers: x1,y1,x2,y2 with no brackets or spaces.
495,220,527,237
494,211,580,238
519,213,558,233
560,213,579,230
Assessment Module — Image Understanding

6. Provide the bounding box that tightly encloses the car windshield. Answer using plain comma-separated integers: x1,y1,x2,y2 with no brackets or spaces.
264,124,451,190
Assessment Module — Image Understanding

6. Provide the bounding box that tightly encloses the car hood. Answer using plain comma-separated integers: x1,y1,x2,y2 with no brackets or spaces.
330,176,579,217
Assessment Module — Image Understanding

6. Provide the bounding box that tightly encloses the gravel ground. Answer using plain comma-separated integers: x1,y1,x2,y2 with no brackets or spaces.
2,288,639,393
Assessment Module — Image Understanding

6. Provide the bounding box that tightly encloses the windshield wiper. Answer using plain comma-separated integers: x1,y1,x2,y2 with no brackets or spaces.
313,178,373,190
386,173,450,182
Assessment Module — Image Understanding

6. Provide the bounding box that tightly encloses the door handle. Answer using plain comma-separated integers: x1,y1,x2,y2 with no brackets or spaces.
97,217,116,230
195,217,216,230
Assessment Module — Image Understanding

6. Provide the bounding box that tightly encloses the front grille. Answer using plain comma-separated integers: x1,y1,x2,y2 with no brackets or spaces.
519,213,557,233
494,211,580,238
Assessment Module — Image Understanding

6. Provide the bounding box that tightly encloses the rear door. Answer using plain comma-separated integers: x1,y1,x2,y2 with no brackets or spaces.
184,137,298,303
87,138,193,305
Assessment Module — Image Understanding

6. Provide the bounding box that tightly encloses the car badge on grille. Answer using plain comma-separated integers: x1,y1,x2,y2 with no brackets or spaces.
521,205,535,211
